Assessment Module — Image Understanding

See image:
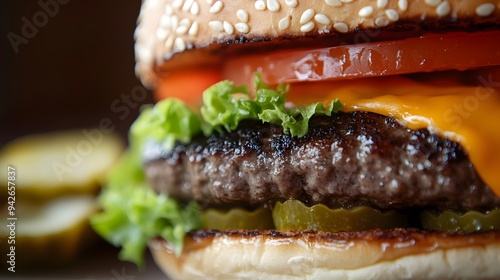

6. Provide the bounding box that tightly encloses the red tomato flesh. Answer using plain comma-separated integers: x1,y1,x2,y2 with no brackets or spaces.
223,31,500,86
155,69,222,107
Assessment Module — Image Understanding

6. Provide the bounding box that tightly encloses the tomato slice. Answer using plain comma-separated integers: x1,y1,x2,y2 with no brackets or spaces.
223,31,500,86
155,69,222,107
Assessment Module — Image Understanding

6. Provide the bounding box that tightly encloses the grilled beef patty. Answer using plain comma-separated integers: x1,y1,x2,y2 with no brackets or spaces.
144,111,500,211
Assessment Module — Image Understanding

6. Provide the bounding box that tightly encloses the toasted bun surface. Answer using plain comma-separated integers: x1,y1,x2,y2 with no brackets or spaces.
135,0,500,86
149,229,500,280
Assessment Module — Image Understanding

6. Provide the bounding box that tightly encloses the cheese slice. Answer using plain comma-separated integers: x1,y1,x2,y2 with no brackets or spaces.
287,76,500,196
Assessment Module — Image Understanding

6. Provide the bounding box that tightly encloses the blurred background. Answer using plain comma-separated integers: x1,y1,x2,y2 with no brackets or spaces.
1,0,165,278
2,0,153,142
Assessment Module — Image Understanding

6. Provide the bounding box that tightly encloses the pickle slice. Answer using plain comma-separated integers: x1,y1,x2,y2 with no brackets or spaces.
201,207,274,230
273,200,408,232
0,130,124,200
0,195,98,265
421,209,500,232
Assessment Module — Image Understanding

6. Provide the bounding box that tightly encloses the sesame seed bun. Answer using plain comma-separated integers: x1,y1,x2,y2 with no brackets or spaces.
135,0,500,86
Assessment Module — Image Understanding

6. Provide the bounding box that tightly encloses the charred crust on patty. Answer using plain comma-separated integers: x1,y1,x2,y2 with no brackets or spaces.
144,112,500,211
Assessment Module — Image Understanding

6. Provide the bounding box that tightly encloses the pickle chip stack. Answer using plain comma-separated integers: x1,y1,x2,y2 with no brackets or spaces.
0,130,124,265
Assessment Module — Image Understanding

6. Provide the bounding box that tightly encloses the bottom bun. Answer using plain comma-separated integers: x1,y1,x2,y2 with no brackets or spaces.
149,229,500,280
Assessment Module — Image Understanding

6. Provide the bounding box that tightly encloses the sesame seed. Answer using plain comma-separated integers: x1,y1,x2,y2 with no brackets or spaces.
278,17,291,30
325,0,342,7
314,14,331,25
206,0,214,4
178,19,190,34
375,16,389,27
398,0,408,12
208,20,224,32
223,21,234,35
358,6,374,17
377,0,388,9
174,37,186,52
188,21,199,36
476,3,495,17
385,9,400,21
237,9,249,22
165,35,174,50
182,0,193,12
340,0,353,3
179,18,191,27
333,22,348,33
176,25,188,35
300,21,315,32
190,2,200,15
267,0,280,12
424,0,441,7
300,9,315,24
209,1,223,13
285,0,298,8
156,28,168,40
170,15,179,30
255,0,266,11
160,14,170,28
436,1,450,17
235,22,250,33
172,0,183,10
137,45,151,62
165,4,173,16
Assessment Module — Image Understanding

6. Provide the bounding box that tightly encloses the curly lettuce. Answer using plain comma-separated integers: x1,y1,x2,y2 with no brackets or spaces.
201,74,342,137
91,73,342,267
128,73,342,153
91,150,201,267
131,98,203,152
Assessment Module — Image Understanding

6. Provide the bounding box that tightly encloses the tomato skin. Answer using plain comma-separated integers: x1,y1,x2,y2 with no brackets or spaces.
155,31,500,107
155,70,222,107
223,31,500,87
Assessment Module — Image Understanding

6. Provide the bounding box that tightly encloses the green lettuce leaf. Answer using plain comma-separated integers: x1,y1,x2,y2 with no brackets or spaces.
201,73,342,137
131,98,202,152
91,150,201,267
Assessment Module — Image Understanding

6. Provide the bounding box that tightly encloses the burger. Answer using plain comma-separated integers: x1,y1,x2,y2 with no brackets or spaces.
92,0,500,279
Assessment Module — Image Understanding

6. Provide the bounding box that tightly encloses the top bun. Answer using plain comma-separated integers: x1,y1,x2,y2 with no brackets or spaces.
135,0,500,86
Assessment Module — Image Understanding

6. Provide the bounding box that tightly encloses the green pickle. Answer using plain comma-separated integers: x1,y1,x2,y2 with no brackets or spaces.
421,209,500,232
273,200,408,232
201,207,275,230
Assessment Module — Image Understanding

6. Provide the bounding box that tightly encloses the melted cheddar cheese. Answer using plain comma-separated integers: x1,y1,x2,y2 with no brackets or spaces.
287,76,500,196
